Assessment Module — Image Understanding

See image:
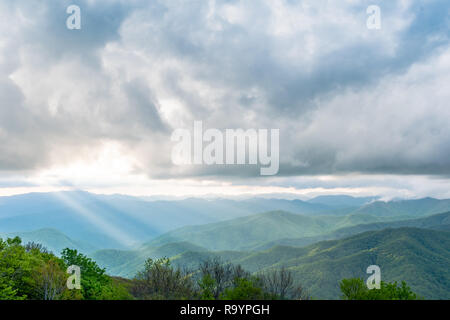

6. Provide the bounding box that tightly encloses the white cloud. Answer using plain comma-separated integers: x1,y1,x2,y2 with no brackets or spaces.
0,0,448,198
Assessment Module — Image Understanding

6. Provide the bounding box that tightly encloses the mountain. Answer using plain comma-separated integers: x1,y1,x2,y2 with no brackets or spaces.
145,211,349,251
240,228,450,299
0,228,97,254
90,210,348,276
2,191,450,299
352,198,450,218
91,225,450,300
307,195,378,209
172,228,450,299
254,211,450,250
82,210,450,300
0,191,335,249
2,192,449,250
8,210,449,287
91,241,209,278
144,206,450,252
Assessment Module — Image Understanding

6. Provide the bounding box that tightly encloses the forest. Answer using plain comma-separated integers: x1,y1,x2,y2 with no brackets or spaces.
0,236,418,300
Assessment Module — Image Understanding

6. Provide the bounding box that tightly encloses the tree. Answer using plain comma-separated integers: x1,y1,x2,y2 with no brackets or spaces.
61,248,127,300
259,267,309,300
340,278,367,300
0,237,67,300
32,259,67,300
0,283,20,300
339,278,419,300
198,258,250,299
25,242,51,255
0,238,130,300
0,237,34,299
131,258,195,300
198,274,216,300
220,277,266,300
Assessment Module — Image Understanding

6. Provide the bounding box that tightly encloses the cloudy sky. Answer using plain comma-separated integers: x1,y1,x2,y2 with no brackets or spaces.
0,0,449,199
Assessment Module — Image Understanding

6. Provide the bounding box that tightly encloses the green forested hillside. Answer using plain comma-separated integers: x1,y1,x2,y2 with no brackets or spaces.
0,237,132,300
2,194,449,300
254,211,450,250
225,228,450,299
165,227,450,299
91,242,209,278
90,212,450,283
0,192,338,249
92,225,450,300
2,227,448,300
0,228,98,254
146,211,354,251
143,209,450,252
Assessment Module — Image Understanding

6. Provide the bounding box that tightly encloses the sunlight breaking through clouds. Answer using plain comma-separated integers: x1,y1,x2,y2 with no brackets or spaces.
52,191,138,247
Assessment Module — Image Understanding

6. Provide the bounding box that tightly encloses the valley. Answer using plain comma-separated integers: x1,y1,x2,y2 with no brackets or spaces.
1,192,449,299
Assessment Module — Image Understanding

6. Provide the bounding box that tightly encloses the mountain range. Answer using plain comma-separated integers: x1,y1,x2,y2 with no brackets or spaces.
89,211,450,276
1,191,448,249
1,191,449,299
0,191,349,249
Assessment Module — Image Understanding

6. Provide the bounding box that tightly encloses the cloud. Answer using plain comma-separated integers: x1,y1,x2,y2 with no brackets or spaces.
0,0,448,182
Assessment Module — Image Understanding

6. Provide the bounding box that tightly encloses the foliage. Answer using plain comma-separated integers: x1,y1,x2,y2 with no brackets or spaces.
197,258,307,300
259,267,310,300
0,237,75,300
197,274,215,300
0,237,131,300
61,248,132,300
0,233,439,301
131,258,195,300
220,277,266,300
0,237,43,299
340,278,419,300
198,257,250,299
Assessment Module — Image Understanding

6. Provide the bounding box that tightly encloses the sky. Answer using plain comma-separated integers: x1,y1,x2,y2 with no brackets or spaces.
0,0,449,199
